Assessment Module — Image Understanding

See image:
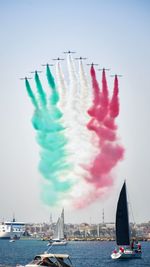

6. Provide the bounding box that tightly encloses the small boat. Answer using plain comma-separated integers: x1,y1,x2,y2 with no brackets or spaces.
9,239,15,242
25,253,73,267
48,209,67,246
111,181,142,260
47,239,67,246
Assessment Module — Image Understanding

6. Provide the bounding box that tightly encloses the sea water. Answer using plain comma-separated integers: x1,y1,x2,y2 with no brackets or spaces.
0,240,150,267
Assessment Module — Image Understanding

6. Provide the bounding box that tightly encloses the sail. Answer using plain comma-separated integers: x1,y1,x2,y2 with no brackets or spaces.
53,209,64,240
116,182,130,246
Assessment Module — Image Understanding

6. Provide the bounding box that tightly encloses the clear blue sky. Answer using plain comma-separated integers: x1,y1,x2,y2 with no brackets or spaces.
0,0,150,224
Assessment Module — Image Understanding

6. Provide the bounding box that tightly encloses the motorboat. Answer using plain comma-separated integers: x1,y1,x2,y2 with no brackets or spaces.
111,181,142,260
25,253,73,267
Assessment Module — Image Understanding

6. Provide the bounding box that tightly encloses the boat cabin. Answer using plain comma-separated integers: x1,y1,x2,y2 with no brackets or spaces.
25,253,73,267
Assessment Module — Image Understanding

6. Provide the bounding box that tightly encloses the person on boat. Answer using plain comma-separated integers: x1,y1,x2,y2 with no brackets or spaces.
40,257,57,266
113,249,117,254
137,242,141,252
56,257,71,267
33,256,41,264
134,242,141,253
119,247,124,253
130,239,135,250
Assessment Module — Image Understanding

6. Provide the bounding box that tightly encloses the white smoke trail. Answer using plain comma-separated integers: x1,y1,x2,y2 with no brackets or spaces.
53,56,99,206
78,60,99,161
55,62,68,112
54,60,80,198
61,56,98,204
65,54,82,168
79,60,92,108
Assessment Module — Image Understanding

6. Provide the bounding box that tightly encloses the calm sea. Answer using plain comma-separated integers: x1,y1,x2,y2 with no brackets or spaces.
0,240,150,267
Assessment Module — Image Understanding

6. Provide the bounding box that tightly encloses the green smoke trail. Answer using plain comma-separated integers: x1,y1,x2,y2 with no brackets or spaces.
46,65,62,120
34,108,72,205
46,65,59,105
35,72,47,107
25,79,39,109
32,109,64,132
25,69,73,206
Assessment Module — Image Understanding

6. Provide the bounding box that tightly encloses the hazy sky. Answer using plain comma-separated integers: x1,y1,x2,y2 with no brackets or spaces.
0,0,150,224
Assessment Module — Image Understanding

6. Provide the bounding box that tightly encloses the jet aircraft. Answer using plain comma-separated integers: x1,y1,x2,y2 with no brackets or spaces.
52,57,64,61
110,74,123,77
98,68,110,71
30,70,42,74
41,63,54,67
20,77,32,80
75,57,87,60
87,62,99,66
63,50,76,54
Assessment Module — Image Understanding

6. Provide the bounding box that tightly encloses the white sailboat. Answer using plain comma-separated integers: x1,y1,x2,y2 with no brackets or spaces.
48,209,67,246
111,181,142,259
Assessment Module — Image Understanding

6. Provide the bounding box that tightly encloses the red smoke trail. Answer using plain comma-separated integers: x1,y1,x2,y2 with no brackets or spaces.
101,69,109,113
103,75,119,131
76,67,124,208
109,75,119,118
88,66,101,118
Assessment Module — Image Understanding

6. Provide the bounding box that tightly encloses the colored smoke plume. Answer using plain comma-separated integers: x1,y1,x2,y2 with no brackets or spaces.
74,68,124,208
23,57,125,209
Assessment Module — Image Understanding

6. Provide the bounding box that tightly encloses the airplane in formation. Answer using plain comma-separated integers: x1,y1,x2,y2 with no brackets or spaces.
41,63,54,67
20,77,32,80
75,57,87,60
87,62,99,66
52,57,65,61
63,50,76,54
30,70,42,74
110,74,123,77
98,68,110,71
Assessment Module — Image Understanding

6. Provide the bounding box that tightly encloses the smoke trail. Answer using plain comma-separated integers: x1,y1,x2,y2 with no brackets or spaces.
24,56,125,209
55,62,68,112
25,79,39,109
79,60,92,111
101,69,109,117
109,75,119,118
77,60,99,164
35,72,47,107
46,65,59,105
62,54,87,183
74,67,124,208
88,66,101,118
46,65,62,121
64,54,95,174
65,59,99,204
25,71,74,206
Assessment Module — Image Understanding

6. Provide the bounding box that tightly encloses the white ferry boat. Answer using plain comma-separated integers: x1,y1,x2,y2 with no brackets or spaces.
0,218,25,239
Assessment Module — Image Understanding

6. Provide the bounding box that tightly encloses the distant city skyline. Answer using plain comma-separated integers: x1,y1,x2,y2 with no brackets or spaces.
0,0,150,224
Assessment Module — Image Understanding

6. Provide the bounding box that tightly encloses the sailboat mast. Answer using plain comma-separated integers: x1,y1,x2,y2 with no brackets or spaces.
116,182,130,246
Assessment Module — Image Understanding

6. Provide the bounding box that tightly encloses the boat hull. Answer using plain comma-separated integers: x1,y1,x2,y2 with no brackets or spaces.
111,249,142,259
48,240,67,246
52,241,67,246
0,235,10,239
0,232,22,239
26,264,49,267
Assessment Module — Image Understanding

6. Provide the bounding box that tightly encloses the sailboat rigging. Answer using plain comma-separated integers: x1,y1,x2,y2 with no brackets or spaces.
111,181,142,259
48,209,67,246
